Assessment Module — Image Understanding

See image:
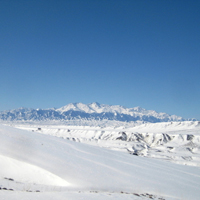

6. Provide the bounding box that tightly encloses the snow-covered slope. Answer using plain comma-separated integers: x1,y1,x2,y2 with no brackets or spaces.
0,102,195,123
0,124,200,200
14,121,200,167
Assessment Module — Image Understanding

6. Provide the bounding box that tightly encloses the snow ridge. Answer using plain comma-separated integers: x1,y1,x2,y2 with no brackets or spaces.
0,102,196,123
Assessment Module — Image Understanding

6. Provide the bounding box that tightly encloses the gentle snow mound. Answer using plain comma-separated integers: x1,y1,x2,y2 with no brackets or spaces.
0,124,200,199
0,155,70,186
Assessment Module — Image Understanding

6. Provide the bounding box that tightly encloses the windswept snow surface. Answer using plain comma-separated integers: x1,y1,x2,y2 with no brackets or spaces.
0,124,200,199
13,121,200,167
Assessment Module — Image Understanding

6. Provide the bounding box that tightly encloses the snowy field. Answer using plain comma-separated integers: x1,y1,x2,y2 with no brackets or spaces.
0,121,200,199
13,121,200,166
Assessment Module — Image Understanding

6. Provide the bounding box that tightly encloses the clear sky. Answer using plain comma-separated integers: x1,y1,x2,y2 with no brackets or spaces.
0,0,200,120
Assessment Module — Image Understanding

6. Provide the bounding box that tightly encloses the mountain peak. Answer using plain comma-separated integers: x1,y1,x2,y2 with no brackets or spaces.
132,106,146,112
0,102,194,123
89,102,100,107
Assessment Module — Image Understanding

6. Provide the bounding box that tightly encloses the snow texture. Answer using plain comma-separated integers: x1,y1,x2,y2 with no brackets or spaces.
13,121,200,167
0,123,200,199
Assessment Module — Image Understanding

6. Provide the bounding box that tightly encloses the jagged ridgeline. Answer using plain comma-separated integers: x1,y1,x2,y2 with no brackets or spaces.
0,102,196,123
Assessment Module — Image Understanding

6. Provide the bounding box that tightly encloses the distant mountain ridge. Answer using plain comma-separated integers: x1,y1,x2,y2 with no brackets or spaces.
0,102,196,123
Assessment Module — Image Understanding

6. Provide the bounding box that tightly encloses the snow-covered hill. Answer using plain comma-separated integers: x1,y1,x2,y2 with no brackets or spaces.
13,121,200,167
1,124,200,200
0,102,195,123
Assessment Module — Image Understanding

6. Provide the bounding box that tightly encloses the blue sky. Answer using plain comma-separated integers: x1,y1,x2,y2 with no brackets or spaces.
0,0,200,120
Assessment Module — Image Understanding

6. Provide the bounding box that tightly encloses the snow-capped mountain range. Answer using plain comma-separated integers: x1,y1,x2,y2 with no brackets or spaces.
0,102,195,123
